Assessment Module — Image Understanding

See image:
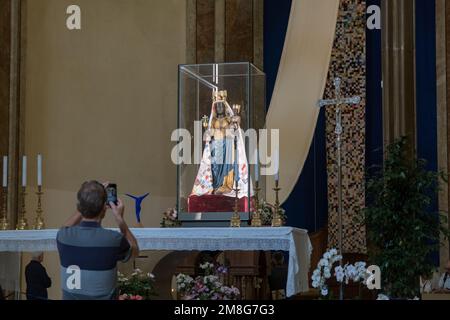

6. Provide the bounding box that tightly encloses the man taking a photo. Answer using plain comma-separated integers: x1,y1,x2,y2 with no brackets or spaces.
57,181,139,300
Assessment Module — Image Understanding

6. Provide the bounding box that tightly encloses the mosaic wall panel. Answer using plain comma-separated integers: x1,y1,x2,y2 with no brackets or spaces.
325,0,367,254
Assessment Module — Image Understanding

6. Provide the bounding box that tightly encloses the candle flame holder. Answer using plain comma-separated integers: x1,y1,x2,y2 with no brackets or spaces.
251,181,262,227
271,180,283,227
201,115,209,129
230,182,241,228
0,186,10,230
33,186,45,230
16,186,29,230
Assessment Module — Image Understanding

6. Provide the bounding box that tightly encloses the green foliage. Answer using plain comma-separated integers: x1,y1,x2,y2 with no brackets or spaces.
260,201,287,226
362,137,450,298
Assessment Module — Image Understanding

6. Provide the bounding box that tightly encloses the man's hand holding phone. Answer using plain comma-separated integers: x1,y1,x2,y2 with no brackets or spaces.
102,182,139,258
109,198,125,222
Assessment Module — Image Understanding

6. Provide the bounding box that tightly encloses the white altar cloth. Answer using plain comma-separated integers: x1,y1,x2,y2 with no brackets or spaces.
0,227,312,297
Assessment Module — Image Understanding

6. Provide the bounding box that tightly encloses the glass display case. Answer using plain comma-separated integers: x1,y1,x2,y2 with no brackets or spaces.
176,62,266,227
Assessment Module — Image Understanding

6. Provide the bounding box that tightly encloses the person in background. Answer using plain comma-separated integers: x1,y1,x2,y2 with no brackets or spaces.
268,251,287,300
25,252,52,300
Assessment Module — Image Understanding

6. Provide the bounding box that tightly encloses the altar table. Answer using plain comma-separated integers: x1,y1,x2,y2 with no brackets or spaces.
0,227,312,297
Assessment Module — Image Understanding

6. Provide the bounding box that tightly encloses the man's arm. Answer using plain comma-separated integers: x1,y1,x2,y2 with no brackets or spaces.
116,219,139,259
63,211,82,227
110,199,139,258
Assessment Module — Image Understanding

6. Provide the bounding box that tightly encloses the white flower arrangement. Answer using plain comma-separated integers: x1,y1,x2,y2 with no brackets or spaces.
117,268,157,300
199,262,215,270
311,248,342,296
311,248,368,298
376,294,390,300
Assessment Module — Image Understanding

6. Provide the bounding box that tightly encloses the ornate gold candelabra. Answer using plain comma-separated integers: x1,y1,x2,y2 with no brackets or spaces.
16,187,29,230
230,183,241,227
0,187,10,230
251,181,262,227
271,180,283,227
201,115,209,130
230,104,242,228
33,186,45,230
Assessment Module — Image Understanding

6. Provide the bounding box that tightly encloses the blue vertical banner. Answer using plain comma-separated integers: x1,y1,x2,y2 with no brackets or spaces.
415,0,437,173
366,0,383,174
415,0,439,266
263,0,292,110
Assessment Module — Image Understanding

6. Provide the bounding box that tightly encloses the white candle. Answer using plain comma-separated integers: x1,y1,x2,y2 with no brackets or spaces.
2,156,7,187
254,148,259,182
37,154,42,186
22,156,27,187
274,151,279,182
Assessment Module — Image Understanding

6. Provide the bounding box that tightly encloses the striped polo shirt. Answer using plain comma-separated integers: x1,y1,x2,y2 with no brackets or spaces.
56,221,131,300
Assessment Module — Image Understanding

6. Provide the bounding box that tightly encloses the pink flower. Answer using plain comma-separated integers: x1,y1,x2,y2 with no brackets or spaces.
195,282,204,290
134,295,143,300
118,294,128,300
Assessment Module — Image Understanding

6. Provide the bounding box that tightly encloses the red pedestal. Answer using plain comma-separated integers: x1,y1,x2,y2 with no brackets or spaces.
188,194,254,212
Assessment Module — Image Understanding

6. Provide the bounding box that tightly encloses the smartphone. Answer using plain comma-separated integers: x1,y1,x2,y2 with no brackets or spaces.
106,183,118,206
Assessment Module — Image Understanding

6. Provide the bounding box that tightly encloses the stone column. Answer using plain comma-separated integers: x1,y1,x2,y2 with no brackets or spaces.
381,0,416,151
186,0,263,66
0,0,22,227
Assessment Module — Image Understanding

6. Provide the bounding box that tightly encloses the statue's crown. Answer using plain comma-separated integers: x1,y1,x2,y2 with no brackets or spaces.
212,90,227,102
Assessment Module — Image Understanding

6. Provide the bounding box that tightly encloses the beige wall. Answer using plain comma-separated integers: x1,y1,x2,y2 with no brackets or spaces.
21,0,186,299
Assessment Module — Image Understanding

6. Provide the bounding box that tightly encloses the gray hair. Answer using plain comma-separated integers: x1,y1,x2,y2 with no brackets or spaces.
31,252,43,260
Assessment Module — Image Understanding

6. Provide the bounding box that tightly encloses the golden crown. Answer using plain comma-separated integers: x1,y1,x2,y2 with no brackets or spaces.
212,90,227,102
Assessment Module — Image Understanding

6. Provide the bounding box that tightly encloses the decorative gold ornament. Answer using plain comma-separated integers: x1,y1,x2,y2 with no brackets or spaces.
33,185,45,230
0,187,10,230
251,181,262,227
201,115,209,129
230,182,241,228
16,187,29,230
232,104,241,115
212,90,228,102
271,180,283,227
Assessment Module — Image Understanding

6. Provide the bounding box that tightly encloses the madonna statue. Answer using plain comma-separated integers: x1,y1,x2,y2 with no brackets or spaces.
191,90,251,199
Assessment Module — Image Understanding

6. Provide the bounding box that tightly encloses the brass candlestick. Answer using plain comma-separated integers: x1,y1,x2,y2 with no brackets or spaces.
201,115,209,130
16,186,29,230
0,186,10,230
251,181,262,227
230,182,241,228
271,180,283,227
33,185,45,230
